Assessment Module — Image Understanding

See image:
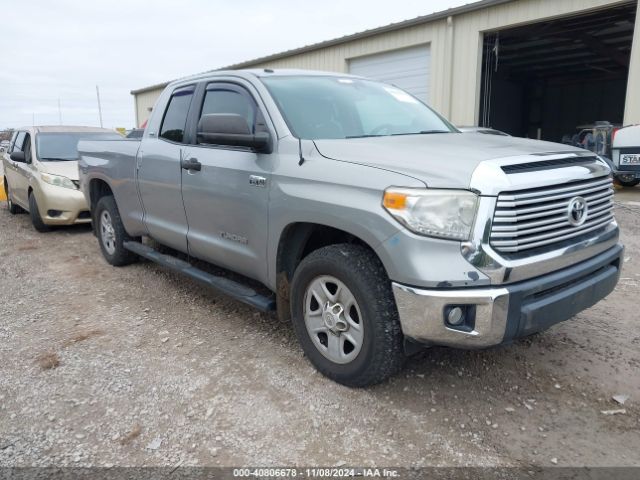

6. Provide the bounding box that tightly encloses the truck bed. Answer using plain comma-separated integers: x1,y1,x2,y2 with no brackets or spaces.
78,139,145,235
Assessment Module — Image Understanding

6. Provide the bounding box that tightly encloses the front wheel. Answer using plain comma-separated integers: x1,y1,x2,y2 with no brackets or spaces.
290,244,405,387
95,195,139,266
28,192,50,232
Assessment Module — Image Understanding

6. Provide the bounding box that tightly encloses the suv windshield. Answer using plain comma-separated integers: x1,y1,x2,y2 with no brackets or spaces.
36,132,123,161
261,75,456,140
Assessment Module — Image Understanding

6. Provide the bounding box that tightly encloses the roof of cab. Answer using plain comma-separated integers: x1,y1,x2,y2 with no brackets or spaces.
140,69,363,94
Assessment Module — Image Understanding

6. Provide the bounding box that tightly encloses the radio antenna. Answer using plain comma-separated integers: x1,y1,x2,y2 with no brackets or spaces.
298,137,305,166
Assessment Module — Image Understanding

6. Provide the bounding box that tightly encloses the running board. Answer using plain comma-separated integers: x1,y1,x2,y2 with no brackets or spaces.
123,241,276,312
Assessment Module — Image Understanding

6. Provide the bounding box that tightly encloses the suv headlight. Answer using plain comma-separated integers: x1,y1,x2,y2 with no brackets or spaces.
383,188,478,240
41,173,77,190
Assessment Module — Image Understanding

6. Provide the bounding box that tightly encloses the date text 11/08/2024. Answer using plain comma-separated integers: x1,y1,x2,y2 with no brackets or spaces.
232,467,400,477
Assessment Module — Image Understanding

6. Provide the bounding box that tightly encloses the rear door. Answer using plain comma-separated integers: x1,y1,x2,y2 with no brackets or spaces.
137,85,195,252
180,81,272,282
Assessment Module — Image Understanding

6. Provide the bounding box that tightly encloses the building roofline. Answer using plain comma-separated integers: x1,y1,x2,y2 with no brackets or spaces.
131,0,513,95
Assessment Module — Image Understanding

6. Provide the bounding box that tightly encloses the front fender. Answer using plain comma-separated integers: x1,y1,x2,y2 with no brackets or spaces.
266,145,425,289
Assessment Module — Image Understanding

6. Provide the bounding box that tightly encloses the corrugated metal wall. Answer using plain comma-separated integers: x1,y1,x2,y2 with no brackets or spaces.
134,0,639,127
348,45,431,102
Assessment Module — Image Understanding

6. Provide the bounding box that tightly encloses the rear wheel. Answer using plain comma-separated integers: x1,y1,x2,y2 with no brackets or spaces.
95,195,139,266
290,244,405,387
28,192,50,232
5,180,21,215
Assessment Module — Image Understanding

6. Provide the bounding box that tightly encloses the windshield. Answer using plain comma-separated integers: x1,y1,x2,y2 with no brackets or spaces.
261,76,456,140
36,132,123,161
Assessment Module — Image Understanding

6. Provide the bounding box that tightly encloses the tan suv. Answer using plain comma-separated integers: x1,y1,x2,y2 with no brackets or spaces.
2,126,122,232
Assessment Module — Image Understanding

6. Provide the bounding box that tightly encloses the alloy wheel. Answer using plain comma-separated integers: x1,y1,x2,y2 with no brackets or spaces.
303,275,364,364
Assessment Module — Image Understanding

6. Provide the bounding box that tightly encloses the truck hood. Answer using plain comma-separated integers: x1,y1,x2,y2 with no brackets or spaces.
313,133,586,189
38,160,80,181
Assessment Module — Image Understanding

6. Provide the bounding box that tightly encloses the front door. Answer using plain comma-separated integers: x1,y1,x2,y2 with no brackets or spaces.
181,82,271,282
14,132,35,206
5,131,30,208
137,85,195,252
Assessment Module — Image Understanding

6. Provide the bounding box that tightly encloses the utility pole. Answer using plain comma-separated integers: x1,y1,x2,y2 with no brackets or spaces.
32,113,35,126
58,98,62,125
96,85,103,128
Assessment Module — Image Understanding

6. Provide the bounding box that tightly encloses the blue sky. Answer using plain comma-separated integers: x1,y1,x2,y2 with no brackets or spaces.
0,0,470,129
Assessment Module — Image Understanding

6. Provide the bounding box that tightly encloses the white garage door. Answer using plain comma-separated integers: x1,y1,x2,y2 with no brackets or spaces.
348,45,430,103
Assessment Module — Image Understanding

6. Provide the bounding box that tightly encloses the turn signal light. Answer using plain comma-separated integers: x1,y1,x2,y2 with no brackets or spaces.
383,191,407,209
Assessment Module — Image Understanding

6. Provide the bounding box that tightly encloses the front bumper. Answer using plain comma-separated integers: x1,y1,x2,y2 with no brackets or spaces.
614,170,640,181
34,181,91,225
393,243,623,348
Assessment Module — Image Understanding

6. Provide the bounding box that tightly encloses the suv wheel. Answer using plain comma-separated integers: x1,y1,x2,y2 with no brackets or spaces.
95,195,139,266
5,180,21,215
28,192,50,232
616,175,640,187
290,244,405,387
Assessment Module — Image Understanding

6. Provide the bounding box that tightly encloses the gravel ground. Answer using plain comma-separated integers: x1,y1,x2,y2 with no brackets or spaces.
0,189,639,469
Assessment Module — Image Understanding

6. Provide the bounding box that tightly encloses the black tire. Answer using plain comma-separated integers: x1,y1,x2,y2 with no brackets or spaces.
28,192,50,232
616,177,640,187
95,195,139,266
290,244,405,387
5,179,21,215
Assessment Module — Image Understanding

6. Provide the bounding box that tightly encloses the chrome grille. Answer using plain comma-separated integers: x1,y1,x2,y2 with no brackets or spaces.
490,176,614,253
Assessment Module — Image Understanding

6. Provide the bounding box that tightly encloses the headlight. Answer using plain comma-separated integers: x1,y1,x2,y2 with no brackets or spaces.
383,188,478,240
40,173,77,190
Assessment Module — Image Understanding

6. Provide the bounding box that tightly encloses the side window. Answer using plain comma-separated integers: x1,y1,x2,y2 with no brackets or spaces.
200,87,257,134
8,131,18,153
23,134,32,163
159,87,194,143
12,131,26,153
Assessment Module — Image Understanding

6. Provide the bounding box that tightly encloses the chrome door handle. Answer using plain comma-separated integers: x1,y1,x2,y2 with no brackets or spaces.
181,157,201,171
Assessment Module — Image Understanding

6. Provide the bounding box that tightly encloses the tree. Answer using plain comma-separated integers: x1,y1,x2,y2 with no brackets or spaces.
0,129,15,141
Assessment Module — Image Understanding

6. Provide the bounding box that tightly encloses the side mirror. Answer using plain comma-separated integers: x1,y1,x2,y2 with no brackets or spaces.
10,151,25,163
197,113,272,153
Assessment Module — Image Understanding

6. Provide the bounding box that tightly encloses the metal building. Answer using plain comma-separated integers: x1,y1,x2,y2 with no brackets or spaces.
131,0,639,143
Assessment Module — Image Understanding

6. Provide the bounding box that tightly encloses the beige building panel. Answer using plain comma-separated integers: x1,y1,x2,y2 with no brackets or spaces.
134,89,162,127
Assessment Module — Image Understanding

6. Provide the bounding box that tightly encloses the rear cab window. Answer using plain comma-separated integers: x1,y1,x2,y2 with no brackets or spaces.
159,86,195,143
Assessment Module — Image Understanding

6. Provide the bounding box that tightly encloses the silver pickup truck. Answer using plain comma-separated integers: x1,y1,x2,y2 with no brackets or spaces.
78,69,623,387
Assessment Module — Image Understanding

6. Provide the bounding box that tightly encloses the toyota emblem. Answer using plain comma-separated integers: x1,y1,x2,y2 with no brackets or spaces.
567,196,588,227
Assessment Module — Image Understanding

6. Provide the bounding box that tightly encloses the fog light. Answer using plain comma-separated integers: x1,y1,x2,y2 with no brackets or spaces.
447,306,464,326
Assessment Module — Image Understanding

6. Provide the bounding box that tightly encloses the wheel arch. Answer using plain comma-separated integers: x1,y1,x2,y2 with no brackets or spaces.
88,179,115,230
274,222,387,322
88,178,114,211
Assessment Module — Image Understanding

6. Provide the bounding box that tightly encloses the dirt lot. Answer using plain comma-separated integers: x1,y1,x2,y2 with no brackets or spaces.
0,189,639,469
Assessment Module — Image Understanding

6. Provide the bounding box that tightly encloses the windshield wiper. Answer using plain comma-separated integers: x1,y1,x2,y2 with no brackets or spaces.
40,157,76,161
391,130,451,136
345,134,386,139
